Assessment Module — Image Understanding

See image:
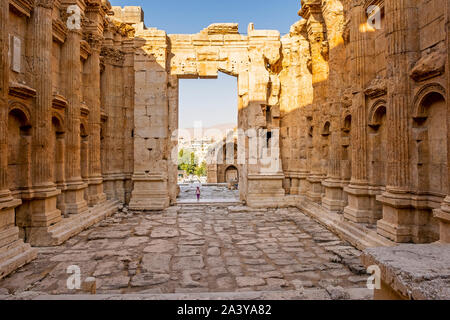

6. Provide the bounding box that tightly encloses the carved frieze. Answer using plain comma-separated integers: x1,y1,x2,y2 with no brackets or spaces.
100,46,125,65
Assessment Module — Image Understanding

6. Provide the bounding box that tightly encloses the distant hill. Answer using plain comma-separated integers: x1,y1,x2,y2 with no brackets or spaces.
179,123,236,141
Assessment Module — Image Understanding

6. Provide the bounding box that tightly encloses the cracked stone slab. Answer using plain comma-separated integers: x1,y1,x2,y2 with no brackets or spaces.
361,244,450,300
150,227,179,239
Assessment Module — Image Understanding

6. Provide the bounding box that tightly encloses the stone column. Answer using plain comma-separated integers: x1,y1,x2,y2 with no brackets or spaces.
434,0,450,243
60,5,88,215
123,40,135,204
343,2,376,223
85,38,106,206
377,0,419,242
113,42,126,203
0,0,11,203
26,1,63,243
0,0,36,280
101,58,115,200
300,1,329,203
321,0,347,212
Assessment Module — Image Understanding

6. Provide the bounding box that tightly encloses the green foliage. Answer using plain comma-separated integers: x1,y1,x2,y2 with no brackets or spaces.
178,149,206,177
195,161,207,177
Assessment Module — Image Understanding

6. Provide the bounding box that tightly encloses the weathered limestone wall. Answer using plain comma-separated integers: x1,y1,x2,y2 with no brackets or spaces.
278,0,449,245
207,137,239,184
126,18,288,210
0,0,135,279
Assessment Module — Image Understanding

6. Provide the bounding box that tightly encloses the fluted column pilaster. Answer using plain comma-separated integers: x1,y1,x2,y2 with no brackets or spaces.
60,24,88,214
377,0,421,242
342,1,378,223
25,0,63,243
0,0,10,201
434,0,450,243
85,40,106,205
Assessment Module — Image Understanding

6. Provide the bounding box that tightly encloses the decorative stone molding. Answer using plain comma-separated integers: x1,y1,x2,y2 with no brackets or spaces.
10,0,34,17
364,77,387,98
101,46,125,65
410,46,446,82
80,102,90,117
8,101,32,126
411,83,446,120
202,23,239,35
52,19,68,44
52,93,68,110
80,40,92,60
368,99,387,128
8,82,36,100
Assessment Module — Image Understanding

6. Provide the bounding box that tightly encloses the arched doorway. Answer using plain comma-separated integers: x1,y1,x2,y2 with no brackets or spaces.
225,165,239,184
411,88,447,242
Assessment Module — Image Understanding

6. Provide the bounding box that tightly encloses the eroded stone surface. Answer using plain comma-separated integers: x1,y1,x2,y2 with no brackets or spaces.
0,204,370,299
362,244,450,300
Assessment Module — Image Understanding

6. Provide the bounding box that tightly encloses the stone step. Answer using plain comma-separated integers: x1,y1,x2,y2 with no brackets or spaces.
0,240,37,280
178,201,243,207
298,198,395,251
34,200,120,247
1,288,373,300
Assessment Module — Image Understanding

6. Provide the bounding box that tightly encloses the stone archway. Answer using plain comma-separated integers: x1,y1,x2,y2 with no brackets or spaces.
129,23,286,210
225,165,239,184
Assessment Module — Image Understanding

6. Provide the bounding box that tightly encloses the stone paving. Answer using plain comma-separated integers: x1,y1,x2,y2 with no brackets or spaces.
0,200,371,299
177,184,240,203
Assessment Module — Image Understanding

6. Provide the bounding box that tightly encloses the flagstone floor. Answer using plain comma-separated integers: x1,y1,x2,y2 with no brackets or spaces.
177,184,240,203
0,189,372,299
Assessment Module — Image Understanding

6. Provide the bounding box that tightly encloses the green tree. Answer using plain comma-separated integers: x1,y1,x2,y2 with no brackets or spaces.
195,161,207,177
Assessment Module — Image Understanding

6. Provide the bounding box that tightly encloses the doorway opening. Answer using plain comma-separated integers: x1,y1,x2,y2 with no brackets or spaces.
176,72,240,203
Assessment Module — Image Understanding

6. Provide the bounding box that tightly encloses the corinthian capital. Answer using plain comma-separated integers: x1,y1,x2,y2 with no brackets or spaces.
36,0,55,9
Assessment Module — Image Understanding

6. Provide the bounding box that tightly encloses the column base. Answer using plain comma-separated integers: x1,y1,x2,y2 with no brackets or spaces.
377,191,440,243
129,174,170,211
18,189,63,228
63,182,89,215
298,172,309,196
343,184,382,224
246,174,286,208
26,200,119,246
322,178,347,213
115,179,126,203
87,180,107,207
306,174,325,203
103,179,115,200
289,177,300,195
0,198,37,280
434,196,450,243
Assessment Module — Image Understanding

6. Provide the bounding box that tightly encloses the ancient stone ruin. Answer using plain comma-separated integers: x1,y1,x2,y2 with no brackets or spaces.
0,0,449,300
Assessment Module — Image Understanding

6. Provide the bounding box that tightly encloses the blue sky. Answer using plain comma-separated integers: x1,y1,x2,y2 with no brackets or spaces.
110,0,301,128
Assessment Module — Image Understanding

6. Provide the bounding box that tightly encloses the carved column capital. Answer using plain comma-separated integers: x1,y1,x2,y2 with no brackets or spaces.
35,0,55,9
